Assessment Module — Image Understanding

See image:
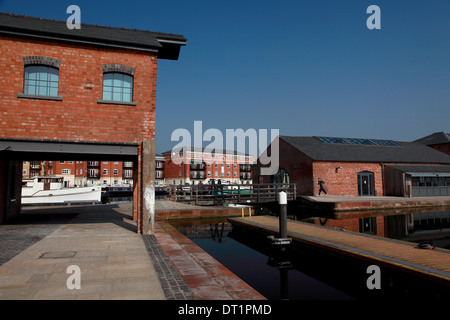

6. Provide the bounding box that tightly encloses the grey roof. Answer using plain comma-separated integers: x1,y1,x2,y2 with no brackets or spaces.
385,164,450,175
413,132,450,146
0,12,186,60
280,136,450,164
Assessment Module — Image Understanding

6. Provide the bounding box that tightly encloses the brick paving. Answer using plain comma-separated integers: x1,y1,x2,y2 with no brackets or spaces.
154,221,266,300
230,216,450,284
142,235,194,300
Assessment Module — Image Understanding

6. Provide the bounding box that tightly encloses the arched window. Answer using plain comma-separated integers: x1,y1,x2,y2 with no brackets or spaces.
21,56,61,98
101,64,136,103
23,65,59,97
102,72,134,102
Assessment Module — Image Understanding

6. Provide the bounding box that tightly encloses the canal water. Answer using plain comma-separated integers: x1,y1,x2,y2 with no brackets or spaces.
170,209,450,300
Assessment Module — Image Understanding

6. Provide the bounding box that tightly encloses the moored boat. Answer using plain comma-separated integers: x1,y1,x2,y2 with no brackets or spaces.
21,176,102,205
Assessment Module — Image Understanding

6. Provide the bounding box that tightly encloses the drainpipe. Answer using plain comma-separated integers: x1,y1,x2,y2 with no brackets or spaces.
380,162,384,196
402,172,406,197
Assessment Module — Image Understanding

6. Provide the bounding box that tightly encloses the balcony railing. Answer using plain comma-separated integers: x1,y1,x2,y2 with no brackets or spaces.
123,170,133,178
87,161,99,167
240,172,251,180
123,162,133,168
155,171,164,179
190,162,206,170
190,171,206,179
87,172,100,179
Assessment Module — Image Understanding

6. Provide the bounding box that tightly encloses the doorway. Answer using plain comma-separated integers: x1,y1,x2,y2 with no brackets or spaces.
358,171,375,196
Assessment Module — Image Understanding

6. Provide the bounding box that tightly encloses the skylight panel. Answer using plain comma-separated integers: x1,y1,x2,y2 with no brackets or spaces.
315,136,401,147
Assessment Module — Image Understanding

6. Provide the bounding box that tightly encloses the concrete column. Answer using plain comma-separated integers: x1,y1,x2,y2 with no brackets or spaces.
141,140,155,235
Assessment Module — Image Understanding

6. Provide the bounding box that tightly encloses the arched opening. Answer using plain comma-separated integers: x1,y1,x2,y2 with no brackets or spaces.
357,171,375,196
272,168,290,184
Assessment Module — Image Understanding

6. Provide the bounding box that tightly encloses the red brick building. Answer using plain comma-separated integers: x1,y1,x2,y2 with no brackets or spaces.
163,147,255,185
255,136,450,197
0,13,186,233
45,160,132,186
414,132,450,155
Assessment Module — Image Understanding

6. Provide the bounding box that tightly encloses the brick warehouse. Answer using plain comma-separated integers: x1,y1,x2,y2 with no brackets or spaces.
414,132,450,156
254,135,450,197
0,13,186,234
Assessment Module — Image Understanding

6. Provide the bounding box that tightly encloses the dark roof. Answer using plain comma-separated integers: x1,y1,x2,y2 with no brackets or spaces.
0,13,186,60
413,132,450,146
385,164,450,176
280,136,450,164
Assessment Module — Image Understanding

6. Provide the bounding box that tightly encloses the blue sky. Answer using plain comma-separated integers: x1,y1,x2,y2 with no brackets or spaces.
1,0,449,153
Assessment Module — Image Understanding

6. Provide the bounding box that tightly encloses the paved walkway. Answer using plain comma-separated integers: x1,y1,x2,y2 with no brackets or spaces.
0,201,265,300
0,204,165,300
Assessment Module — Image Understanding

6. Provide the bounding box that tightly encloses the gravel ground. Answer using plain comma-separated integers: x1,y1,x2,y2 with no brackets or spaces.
0,211,78,266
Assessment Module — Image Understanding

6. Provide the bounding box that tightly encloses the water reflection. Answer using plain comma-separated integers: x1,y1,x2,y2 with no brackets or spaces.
294,207,450,249
171,207,450,300
172,218,354,300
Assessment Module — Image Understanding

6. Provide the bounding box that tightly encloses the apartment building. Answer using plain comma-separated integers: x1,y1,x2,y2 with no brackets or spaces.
163,147,255,185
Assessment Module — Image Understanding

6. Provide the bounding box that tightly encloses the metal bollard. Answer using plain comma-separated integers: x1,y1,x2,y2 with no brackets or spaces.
278,191,287,239
267,191,292,246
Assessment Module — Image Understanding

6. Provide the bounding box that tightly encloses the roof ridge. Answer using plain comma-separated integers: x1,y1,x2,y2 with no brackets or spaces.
0,12,185,39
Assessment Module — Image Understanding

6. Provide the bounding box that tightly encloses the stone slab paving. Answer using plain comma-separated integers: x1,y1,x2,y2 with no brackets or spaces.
0,201,264,300
0,204,165,300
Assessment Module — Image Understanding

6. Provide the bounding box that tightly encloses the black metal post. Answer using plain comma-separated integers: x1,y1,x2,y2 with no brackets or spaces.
279,191,287,239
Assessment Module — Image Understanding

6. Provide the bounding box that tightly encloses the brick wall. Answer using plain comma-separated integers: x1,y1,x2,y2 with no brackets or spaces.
163,154,187,184
254,138,386,196
254,138,314,194
312,161,383,197
0,35,157,144
430,143,450,155
163,153,250,184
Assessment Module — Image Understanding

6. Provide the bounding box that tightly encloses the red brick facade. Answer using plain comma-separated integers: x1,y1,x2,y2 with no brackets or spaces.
163,150,254,185
0,14,186,233
255,138,384,196
429,143,450,155
45,160,132,186
312,161,383,196
0,35,157,143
